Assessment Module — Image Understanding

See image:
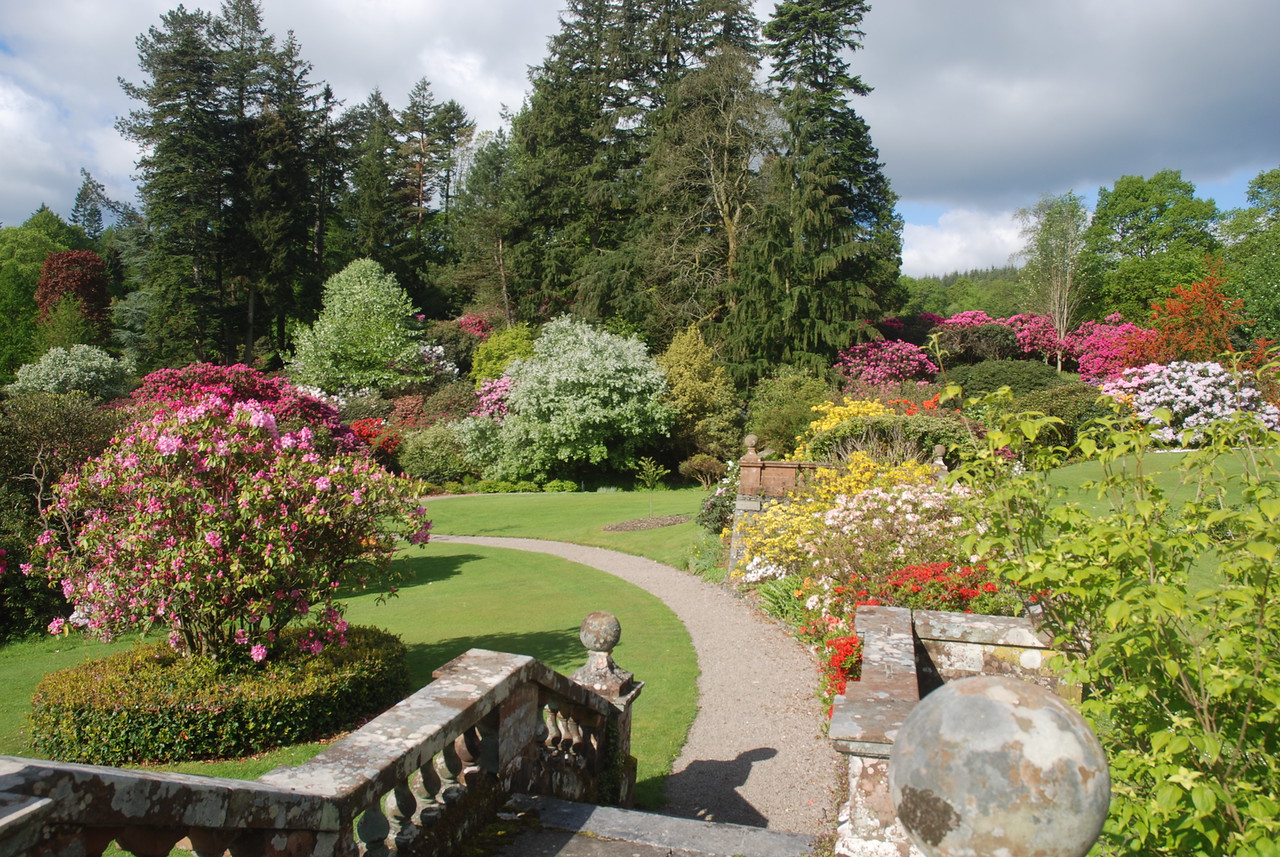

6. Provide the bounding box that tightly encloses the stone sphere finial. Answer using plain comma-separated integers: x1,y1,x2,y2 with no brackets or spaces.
889,675,1110,857
744,434,758,453
580,611,622,654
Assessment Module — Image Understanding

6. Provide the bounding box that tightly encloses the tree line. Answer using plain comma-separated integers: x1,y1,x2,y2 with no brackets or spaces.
0,0,902,387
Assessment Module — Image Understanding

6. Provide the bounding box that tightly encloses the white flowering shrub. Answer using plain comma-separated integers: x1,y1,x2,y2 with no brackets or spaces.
798,483,974,582
7,345,135,400
475,317,674,480
1101,361,1280,444
288,259,424,396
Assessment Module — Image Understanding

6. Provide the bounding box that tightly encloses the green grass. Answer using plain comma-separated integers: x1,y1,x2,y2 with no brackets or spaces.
1045,449,1261,592
0,539,697,810
425,488,708,568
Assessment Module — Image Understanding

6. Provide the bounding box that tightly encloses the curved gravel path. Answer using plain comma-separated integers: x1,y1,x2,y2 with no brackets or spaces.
431,535,842,837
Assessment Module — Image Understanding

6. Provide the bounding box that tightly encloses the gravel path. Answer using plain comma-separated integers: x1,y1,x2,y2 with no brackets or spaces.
431,535,842,837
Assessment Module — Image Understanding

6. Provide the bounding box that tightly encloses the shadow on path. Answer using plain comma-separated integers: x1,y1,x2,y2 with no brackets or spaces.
662,747,777,827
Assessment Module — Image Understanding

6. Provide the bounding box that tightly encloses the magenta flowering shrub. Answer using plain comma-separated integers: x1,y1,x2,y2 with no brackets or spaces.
29,396,431,662
1101,361,1280,443
939,310,997,328
1003,314,1066,361
1065,315,1154,383
132,363,358,451
835,340,939,388
471,376,512,420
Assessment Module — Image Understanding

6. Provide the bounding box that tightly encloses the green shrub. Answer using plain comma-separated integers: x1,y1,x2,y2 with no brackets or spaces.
474,480,516,494
946,359,1066,395
933,323,1019,365
514,480,541,493
1013,383,1108,450
442,480,467,495
696,463,739,534
30,625,408,765
805,412,976,467
959,411,1280,854
543,479,577,493
470,323,535,384
399,424,472,484
6,345,135,400
679,454,727,488
746,366,835,456
339,393,392,423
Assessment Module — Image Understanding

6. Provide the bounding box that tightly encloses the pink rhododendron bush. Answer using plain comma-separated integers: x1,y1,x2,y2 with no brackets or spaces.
30,394,430,663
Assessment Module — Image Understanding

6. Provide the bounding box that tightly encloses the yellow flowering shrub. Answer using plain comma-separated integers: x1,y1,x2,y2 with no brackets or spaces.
733,452,935,581
790,398,889,460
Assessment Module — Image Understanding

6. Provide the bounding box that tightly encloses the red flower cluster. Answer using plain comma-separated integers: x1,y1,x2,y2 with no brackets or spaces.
821,634,863,706
349,417,402,455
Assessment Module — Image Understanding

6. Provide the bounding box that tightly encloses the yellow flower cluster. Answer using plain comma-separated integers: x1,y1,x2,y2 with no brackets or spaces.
790,398,889,460
733,452,935,578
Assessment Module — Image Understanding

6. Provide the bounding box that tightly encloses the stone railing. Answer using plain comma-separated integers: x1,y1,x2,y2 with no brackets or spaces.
0,612,641,857
829,605,1094,857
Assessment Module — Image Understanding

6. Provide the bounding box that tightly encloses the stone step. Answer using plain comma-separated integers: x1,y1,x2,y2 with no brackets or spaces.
490,796,816,857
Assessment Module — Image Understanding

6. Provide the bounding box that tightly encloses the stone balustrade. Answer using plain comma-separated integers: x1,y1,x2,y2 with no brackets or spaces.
0,614,641,857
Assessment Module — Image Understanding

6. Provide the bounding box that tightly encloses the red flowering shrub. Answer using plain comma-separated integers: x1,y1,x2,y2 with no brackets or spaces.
349,417,402,455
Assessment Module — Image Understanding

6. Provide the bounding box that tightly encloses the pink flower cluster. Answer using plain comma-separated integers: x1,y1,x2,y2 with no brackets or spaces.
29,394,431,663
835,340,939,387
132,363,359,452
939,310,997,328
472,376,513,420
456,313,493,340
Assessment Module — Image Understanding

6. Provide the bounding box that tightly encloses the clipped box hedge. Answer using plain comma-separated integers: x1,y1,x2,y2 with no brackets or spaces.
30,625,409,765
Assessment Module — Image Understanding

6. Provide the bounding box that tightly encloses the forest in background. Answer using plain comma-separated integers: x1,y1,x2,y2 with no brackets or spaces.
1,0,1278,390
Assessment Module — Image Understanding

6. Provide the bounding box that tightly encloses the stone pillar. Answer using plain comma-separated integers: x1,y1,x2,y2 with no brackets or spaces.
571,612,643,807
728,436,764,568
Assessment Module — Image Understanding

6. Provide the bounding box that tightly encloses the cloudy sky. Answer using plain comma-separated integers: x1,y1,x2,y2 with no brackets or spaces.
2,0,1276,276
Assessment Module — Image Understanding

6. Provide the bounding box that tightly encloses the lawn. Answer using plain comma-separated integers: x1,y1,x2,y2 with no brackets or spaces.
0,537,697,810
424,488,708,568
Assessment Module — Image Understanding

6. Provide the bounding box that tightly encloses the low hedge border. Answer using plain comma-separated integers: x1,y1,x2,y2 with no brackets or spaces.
30,624,409,765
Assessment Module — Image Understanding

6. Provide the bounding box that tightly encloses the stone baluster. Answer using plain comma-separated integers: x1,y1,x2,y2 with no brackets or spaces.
543,700,564,752
438,739,465,804
355,792,392,857
415,758,443,827
385,779,419,850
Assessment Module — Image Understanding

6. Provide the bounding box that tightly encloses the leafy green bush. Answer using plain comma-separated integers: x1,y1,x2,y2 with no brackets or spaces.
959,410,1280,855
933,323,1019,365
1013,383,1108,450
696,463,739,534
288,259,424,395
679,454,727,488
543,479,577,493
657,326,741,461
470,323,535,384
474,480,516,494
6,345,135,400
745,366,835,457
31,625,409,765
478,317,674,480
514,480,541,493
399,424,472,484
805,412,976,467
339,393,393,423
946,359,1066,395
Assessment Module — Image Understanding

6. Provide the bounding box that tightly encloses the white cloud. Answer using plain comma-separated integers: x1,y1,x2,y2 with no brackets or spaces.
901,210,1022,279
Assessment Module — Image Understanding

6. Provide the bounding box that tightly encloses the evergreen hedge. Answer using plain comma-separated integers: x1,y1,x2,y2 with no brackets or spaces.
30,625,408,765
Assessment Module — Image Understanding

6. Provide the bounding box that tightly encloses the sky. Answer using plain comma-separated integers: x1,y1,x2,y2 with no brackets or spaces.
1,0,1277,277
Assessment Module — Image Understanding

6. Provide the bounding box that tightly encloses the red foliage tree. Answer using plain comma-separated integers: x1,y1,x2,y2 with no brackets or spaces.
1139,272,1250,363
34,250,110,331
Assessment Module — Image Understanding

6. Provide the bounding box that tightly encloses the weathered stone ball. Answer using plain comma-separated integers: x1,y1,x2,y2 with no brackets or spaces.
579,611,621,653
888,675,1110,857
